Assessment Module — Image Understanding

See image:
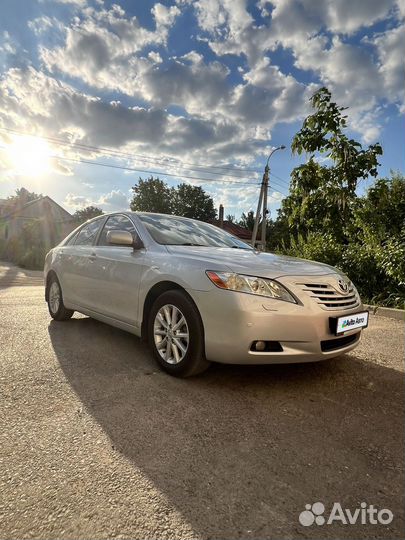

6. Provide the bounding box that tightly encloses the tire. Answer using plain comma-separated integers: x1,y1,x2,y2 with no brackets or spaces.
148,290,211,377
47,274,74,321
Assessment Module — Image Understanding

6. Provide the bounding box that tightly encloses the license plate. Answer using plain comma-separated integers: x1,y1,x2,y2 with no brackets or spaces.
335,311,369,335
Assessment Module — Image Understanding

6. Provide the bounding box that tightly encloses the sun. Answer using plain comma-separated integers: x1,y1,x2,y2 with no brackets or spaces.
6,135,51,177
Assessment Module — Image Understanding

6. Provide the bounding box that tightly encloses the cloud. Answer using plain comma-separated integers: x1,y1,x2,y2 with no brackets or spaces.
139,54,231,114
41,0,88,4
97,189,129,210
64,193,90,209
0,66,268,167
397,0,405,17
64,189,129,211
370,24,405,111
40,3,180,93
36,2,312,135
189,0,403,142
28,16,66,35
265,0,396,37
228,58,315,126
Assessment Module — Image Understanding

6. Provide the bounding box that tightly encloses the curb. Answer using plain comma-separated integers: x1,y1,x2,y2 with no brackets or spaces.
364,304,405,321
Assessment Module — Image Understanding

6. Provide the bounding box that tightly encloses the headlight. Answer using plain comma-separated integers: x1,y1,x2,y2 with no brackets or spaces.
206,271,297,303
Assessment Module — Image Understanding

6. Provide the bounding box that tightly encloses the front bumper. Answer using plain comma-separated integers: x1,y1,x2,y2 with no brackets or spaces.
190,286,364,364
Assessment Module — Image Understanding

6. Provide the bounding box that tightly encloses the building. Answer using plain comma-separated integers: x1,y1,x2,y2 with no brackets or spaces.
0,195,75,246
211,204,252,242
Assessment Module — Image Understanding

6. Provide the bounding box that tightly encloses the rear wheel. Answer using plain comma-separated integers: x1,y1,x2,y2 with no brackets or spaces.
47,275,74,321
148,290,210,377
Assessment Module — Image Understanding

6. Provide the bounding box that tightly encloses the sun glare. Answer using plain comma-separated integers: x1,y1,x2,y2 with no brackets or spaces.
7,135,51,177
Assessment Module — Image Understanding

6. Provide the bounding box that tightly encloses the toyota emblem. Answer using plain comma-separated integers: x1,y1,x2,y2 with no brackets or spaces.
338,278,349,294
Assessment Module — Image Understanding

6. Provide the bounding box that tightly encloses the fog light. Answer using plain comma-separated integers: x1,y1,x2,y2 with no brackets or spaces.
255,340,266,351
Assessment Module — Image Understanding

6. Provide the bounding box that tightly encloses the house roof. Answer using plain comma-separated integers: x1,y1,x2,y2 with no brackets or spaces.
1,195,73,221
211,219,252,240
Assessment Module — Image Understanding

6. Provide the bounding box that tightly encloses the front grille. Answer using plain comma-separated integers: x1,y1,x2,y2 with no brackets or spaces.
297,281,360,311
321,333,359,352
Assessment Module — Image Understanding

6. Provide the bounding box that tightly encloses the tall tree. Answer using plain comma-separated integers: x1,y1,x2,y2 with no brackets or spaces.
172,183,216,221
353,171,405,240
3,187,42,214
239,210,255,231
130,177,173,214
130,177,217,221
281,87,383,242
73,206,104,223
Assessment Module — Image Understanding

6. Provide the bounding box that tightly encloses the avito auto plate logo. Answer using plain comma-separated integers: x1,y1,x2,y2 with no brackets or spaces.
342,315,365,329
299,502,393,527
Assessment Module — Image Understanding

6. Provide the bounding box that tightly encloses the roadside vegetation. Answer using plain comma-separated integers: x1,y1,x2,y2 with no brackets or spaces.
264,88,404,308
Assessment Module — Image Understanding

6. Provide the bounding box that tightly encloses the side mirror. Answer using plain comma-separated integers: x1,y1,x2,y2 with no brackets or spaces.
132,235,144,250
106,230,144,249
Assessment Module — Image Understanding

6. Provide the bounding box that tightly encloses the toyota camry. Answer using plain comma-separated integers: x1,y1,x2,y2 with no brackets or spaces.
44,212,368,376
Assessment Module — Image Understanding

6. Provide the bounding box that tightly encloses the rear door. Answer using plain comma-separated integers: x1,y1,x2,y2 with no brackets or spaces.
89,214,145,325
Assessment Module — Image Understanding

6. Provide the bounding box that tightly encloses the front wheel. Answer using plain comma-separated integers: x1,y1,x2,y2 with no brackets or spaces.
47,275,74,321
148,290,210,377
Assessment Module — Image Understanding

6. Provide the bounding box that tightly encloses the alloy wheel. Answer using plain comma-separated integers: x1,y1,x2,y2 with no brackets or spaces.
49,281,60,315
153,304,189,364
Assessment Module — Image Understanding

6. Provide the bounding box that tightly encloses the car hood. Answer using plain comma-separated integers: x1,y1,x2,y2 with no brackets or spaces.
165,246,339,279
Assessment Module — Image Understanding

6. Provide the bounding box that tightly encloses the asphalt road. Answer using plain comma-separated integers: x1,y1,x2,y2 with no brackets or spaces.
0,263,404,539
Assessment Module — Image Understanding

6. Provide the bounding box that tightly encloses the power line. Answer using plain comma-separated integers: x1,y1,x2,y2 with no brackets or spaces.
271,171,291,186
0,129,289,197
0,145,267,189
0,126,293,188
55,154,265,186
0,127,261,178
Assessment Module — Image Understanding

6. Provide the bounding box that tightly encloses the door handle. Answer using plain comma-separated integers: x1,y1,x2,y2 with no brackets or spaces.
89,253,97,261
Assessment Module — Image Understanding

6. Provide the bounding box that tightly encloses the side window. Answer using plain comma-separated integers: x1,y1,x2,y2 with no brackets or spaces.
74,219,103,246
98,215,138,246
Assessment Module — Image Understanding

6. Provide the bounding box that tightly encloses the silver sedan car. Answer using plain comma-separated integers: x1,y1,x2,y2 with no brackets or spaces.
44,212,368,376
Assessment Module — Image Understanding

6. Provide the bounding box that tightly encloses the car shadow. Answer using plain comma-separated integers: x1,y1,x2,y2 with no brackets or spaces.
48,316,405,539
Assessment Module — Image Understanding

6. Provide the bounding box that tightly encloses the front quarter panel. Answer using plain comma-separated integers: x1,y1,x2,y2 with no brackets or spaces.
137,248,218,322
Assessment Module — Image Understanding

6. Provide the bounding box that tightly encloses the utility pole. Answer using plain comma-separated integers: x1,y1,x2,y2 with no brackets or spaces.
251,145,286,250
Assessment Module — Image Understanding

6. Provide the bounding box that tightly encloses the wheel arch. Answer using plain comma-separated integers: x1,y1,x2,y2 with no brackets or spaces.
141,281,204,341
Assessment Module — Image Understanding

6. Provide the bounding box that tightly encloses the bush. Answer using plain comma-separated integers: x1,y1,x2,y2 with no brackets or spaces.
281,232,342,266
17,248,47,270
340,242,388,302
282,232,405,308
0,219,50,271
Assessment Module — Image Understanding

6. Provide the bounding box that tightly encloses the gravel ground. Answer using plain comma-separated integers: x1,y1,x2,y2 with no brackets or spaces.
0,264,404,539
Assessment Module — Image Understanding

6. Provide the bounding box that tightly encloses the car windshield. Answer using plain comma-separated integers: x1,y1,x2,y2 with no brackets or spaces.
137,213,253,250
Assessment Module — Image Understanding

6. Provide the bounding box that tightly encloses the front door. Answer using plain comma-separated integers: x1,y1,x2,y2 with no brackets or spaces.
61,217,105,309
89,214,145,326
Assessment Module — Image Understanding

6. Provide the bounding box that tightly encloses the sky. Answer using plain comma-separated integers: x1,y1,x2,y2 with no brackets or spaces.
0,0,404,220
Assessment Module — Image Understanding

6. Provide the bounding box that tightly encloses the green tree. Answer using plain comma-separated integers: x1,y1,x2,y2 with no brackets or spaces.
281,87,383,243
73,206,104,223
266,213,290,251
239,210,255,231
352,171,405,240
172,183,216,221
130,177,173,214
3,187,42,215
130,177,217,221
8,187,41,203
